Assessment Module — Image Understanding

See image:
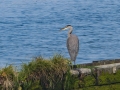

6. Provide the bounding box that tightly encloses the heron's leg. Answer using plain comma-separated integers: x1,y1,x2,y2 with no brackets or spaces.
74,61,75,66
73,61,76,69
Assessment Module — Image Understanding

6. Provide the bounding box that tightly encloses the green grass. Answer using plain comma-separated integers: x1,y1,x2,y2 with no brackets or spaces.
81,83,120,90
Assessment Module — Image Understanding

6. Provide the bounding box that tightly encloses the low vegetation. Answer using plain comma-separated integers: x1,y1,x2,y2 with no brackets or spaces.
0,54,120,90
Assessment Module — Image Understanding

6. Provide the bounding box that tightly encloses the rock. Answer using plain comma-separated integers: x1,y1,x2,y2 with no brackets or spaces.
70,68,91,75
70,69,79,75
76,68,91,74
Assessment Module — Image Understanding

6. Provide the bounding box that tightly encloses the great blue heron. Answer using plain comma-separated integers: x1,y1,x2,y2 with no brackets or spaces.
60,25,79,65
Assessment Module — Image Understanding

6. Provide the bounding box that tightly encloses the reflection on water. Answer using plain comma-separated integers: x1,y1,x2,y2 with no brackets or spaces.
0,0,120,67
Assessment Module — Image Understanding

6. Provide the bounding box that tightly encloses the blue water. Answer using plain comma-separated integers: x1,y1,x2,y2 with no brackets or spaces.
0,0,120,67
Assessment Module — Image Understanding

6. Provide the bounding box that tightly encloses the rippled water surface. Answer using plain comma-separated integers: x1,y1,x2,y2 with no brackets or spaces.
0,0,120,67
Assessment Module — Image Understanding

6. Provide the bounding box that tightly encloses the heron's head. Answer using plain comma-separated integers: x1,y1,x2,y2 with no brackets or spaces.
60,25,72,31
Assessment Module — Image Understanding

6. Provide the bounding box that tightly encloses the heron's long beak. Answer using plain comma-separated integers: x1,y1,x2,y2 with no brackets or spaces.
60,28,64,31
60,27,67,31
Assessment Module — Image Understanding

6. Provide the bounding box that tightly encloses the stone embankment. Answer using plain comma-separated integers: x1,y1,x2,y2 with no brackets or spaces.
70,59,120,85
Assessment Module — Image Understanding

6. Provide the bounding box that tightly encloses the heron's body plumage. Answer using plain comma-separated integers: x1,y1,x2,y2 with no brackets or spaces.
67,34,79,64
61,25,79,65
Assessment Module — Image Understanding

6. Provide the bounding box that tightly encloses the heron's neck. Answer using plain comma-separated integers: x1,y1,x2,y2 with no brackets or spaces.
68,26,73,38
